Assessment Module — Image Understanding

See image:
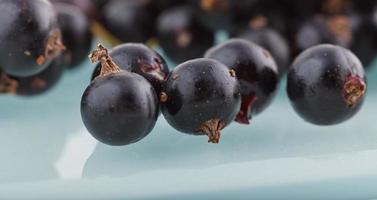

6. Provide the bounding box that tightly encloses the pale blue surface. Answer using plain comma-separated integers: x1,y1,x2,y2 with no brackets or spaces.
0,47,377,199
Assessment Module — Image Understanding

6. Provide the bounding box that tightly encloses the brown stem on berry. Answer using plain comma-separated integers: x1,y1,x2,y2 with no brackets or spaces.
160,92,168,102
176,31,192,48
89,44,121,77
0,74,18,94
200,0,228,11
198,119,225,144
322,0,349,14
343,74,366,108
249,15,268,30
235,95,258,125
37,29,66,65
229,69,236,77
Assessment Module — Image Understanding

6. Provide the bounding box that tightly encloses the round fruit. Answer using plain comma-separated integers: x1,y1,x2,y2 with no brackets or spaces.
235,17,290,77
0,0,65,77
295,14,354,53
91,43,169,94
50,0,96,19
161,58,241,143
81,44,159,146
99,0,155,43
0,55,65,96
205,39,279,124
54,3,93,68
287,44,367,125
157,5,215,63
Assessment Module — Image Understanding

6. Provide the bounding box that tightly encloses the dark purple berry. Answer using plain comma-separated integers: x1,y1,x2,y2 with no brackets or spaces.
295,14,355,54
81,45,159,146
91,43,169,94
287,44,367,125
205,39,279,125
234,17,290,77
0,0,65,77
50,0,96,19
157,6,215,63
161,58,241,143
54,3,93,69
0,55,65,96
99,0,155,43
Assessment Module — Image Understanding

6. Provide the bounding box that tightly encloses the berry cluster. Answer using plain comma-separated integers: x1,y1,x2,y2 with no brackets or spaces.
0,0,93,96
79,0,369,146
0,0,370,146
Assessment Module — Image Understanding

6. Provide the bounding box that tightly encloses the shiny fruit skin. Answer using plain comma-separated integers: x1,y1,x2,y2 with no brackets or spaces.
236,27,290,77
50,0,96,19
13,55,65,96
54,3,93,68
100,0,155,43
161,58,241,139
205,39,279,124
287,44,366,125
157,6,215,63
0,0,63,77
81,71,159,146
91,43,169,94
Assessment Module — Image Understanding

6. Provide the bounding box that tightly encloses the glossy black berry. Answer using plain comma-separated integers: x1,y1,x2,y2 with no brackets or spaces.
0,0,65,77
99,0,155,43
287,44,367,125
351,8,377,68
81,45,159,146
235,18,290,77
161,58,241,143
54,3,93,69
91,43,169,94
190,0,259,31
205,39,279,125
295,14,354,54
157,6,215,63
0,55,65,96
50,0,96,19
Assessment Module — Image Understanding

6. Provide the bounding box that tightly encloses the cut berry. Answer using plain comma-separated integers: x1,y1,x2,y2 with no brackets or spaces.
287,44,367,125
161,58,241,143
0,0,65,77
205,39,279,124
81,44,159,146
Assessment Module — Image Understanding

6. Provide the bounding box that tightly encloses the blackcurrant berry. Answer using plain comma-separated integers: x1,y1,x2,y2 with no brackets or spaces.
91,43,169,94
234,16,290,77
81,44,159,146
205,39,279,125
50,0,96,19
351,8,377,68
161,58,241,143
157,6,215,63
295,14,354,53
0,55,65,96
54,3,93,69
287,44,367,125
191,0,259,31
0,0,65,77
99,0,155,43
